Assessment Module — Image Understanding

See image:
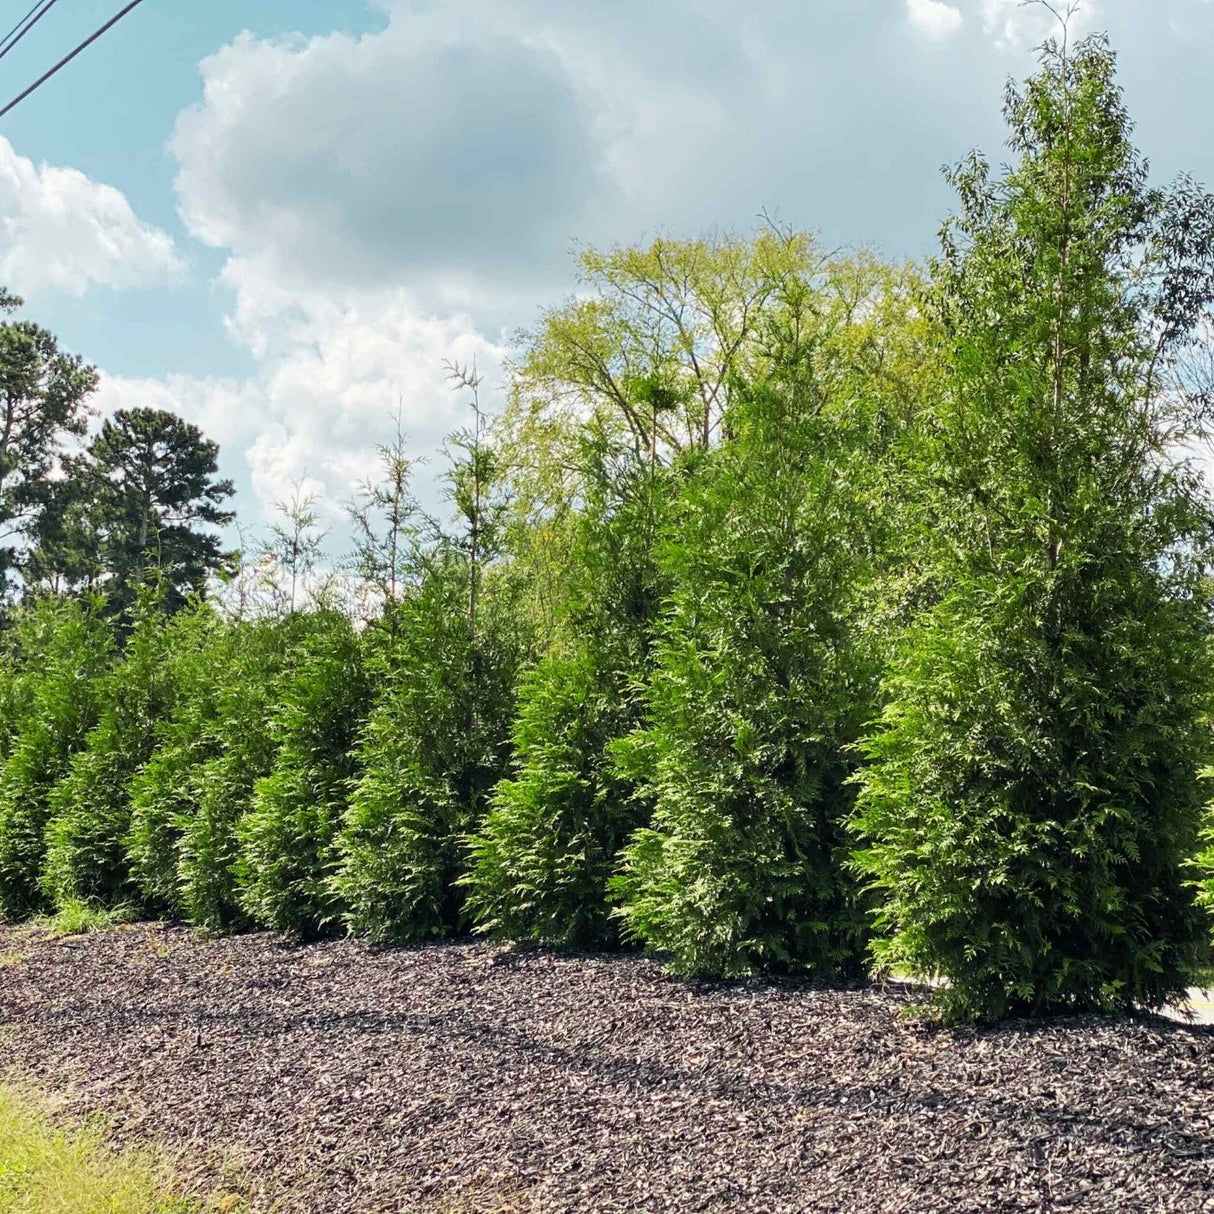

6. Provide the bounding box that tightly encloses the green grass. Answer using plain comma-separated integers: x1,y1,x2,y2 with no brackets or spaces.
34,899,138,937
0,1083,248,1213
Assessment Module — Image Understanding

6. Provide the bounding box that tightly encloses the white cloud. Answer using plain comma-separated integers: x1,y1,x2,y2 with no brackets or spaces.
156,2,715,530
0,137,182,298
980,0,1098,51
171,16,605,295
907,0,964,39
96,287,505,530
140,0,1046,534
92,372,264,458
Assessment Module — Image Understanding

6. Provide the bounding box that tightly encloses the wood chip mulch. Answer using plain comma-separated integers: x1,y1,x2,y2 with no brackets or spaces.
1,923,1213,1212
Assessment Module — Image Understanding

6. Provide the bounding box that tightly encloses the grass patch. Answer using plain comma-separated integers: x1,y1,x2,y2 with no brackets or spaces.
35,900,138,937
0,1083,245,1213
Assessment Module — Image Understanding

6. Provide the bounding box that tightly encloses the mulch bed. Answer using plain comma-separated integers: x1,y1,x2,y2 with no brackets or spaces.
1,924,1213,1213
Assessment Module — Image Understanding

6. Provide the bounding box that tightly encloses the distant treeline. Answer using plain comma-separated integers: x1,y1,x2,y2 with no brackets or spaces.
3,33,1214,1023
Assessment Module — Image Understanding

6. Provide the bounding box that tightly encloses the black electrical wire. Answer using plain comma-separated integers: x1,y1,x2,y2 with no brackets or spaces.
0,1,46,58
0,0,61,65
0,0,145,121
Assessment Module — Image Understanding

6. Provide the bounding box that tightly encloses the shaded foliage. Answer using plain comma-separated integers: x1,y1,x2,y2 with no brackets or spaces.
126,612,300,926
332,557,528,942
0,597,111,917
235,610,370,935
41,588,185,909
466,450,671,949
613,368,880,977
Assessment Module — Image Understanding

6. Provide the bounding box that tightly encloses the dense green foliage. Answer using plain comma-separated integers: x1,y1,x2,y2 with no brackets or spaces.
0,598,111,916
334,396,532,943
41,590,183,909
852,35,1214,1021
2,29,1214,1025
234,610,369,935
613,366,879,976
174,620,298,929
610,257,931,978
124,607,228,915
126,612,297,926
465,456,670,949
332,556,527,942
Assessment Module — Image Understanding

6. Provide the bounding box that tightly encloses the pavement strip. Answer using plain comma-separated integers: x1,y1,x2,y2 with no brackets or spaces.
891,973,1214,1026
1164,989,1214,1026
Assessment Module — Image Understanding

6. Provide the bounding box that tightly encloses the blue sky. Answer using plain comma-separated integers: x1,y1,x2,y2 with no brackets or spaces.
1,0,1212,535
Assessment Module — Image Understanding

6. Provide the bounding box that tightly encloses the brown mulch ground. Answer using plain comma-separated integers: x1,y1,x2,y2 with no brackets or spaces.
2,924,1214,1213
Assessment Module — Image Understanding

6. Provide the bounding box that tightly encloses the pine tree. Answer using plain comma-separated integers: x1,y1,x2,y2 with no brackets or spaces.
34,408,235,613
0,289,97,601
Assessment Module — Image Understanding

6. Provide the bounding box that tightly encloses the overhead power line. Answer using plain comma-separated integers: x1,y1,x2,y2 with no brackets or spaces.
0,1,47,58
0,0,60,65
0,0,145,122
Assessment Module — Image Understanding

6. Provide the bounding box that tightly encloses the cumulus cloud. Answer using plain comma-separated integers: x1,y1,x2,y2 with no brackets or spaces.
146,0,1071,531
159,0,743,527
171,17,605,295
96,289,504,527
0,137,182,298
907,0,964,39
93,372,264,458
154,5,608,526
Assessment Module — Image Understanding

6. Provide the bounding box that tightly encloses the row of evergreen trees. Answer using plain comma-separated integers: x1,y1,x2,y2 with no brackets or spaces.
4,33,1214,1022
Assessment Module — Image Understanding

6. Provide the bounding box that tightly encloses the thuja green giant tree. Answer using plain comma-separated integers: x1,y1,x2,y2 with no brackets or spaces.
124,605,228,914
465,230,822,949
42,586,184,909
125,607,298,926
0,634,18,766
173,617,303,929
0,597,111,917
852,32,1214,1021
332,372,531,944
614,259,926,978
465,447,673,948
235,609,369,935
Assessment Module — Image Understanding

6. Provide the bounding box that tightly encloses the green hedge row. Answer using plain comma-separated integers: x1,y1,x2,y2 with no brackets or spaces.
2,33,1214,1025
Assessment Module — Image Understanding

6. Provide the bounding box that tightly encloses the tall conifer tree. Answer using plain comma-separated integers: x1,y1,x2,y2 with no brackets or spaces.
0,597,111,916
614,261,919,977
853,30,1214,1021
332,372,530,944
